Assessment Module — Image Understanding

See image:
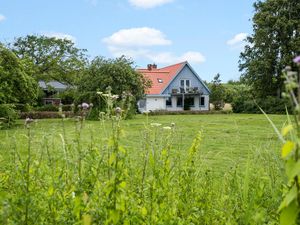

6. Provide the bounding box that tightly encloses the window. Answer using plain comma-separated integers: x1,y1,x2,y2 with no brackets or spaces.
200,97,205,106
166,97,172,107
177,97,182,107
157,78,163,83
180,79,191,92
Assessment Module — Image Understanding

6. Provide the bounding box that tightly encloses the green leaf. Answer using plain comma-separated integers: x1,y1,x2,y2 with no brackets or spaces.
119,181,126,188
279,185,297,211
282,141,295,158
286,160,300,181
141,207,147,216
82,214,92,225
109,152,116,166
280,200,299,225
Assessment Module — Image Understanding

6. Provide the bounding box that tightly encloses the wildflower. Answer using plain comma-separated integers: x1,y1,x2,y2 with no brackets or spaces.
89,103,94,108
163,126,172,130
97,91,103,95
82,102,89,110
25,117,34,125
112,95,119,100
150,123,161,127
115,107,122,115
72,192,76,198
293,56,300,64
171,122,175,127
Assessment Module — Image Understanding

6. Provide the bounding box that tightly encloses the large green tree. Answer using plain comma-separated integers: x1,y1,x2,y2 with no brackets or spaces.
209,73,225,110
10,35,87,84
239,0,300,98
0,44,38,104
77,56,151,108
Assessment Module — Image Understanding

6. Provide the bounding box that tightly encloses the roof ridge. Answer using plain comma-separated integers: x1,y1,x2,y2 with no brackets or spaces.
159,61,187,70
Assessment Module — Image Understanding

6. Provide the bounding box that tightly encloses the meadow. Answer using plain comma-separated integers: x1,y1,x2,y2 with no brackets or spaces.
0,113,287,224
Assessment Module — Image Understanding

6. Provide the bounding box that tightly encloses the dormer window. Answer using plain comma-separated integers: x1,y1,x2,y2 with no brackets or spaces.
157,78,163,83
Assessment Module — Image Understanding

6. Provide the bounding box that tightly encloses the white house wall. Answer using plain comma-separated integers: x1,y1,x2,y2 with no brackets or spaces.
145,96,166,111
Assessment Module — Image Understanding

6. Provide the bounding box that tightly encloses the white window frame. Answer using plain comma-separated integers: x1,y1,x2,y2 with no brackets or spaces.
180,79,191,92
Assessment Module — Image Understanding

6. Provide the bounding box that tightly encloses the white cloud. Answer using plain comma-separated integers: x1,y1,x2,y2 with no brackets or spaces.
103,27,205,65
129,0,174,9
103,27,171,47
86,0,98,6
42,32,76,43
0,14,6,22
227,33,248,46
147,51,205,64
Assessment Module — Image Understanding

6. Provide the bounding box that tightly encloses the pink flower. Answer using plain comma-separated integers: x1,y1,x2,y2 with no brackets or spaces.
293,56,300,64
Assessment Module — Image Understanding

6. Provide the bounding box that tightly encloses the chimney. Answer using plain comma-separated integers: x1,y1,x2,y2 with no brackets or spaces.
147,63,157,70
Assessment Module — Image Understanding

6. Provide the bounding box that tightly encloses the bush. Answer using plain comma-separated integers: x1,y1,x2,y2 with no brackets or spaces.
14,103,32,112
34,104,59,112
232,96,292,114
62,104,73,112
20,111,74,119
0,104,18,129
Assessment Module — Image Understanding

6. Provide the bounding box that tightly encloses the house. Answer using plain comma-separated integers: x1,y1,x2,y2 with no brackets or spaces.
38,80,68,105
137,61,211,112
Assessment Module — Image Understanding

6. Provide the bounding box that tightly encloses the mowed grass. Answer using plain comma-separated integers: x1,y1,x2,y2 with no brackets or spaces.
0,113,287,224
1,113,285,170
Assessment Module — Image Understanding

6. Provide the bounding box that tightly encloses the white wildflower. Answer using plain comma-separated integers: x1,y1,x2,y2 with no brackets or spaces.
150,123,161,127
163,126,172,130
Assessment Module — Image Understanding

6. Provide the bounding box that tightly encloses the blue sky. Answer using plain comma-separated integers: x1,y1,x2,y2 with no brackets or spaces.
0,0,255,82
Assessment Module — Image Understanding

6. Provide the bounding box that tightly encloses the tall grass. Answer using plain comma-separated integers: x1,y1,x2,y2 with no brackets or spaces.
0,95,284,224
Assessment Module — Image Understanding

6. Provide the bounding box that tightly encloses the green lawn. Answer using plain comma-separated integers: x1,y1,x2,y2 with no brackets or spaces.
0,113,287,224
1,113,285,168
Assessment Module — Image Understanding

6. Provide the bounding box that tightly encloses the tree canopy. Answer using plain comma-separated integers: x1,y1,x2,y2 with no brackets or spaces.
77,56,151,107
10,35,87,84
239,0,300,98
209,73,225,110
0,45,38,104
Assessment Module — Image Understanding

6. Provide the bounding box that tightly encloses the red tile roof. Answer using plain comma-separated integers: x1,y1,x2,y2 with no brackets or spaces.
137,62,186,95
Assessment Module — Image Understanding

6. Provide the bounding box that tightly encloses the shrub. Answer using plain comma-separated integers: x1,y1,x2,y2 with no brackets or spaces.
0,104,18,128
34,104,59,112
62,104,73,112
14,103,32,112
20,111,74,119
232,96,292,114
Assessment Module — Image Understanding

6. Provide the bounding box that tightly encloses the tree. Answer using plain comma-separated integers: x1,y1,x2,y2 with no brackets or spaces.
0,44,38,104
209,73,225,110
239,0,300,98
10,35,87,84
77,56,151,115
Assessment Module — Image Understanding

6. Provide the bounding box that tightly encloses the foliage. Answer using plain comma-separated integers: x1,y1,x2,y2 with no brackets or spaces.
276,58,300,225
0,104,18,129
223,83,252,104
232,96,292,114
77,56,151,118
57,88,77,104
209,73,225,110
19,111,74,119
34,104,59,112
0,45,38,105
239,0,300,98
0,113,284,224
10,35,88,85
